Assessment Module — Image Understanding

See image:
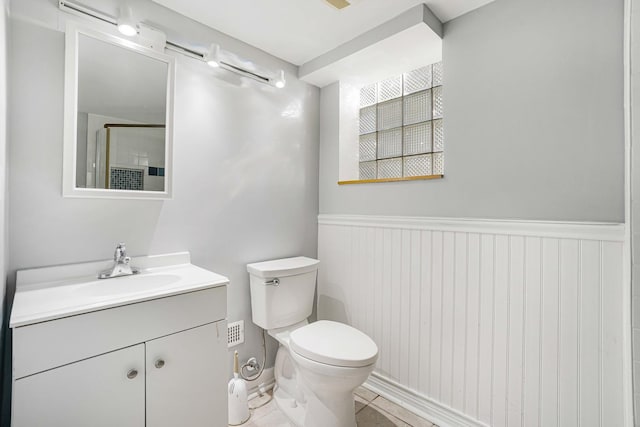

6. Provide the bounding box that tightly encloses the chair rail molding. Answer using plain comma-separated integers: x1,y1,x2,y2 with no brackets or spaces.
317,214,625,241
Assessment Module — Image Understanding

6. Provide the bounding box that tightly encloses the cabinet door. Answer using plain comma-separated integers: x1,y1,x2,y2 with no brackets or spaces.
12,344,145,427
146,321,227,427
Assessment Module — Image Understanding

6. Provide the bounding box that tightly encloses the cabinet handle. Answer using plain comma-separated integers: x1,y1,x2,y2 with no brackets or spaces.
127,369,138,379
155,359,165,369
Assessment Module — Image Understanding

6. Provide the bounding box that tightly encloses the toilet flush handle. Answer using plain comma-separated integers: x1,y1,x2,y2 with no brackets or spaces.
265,278,280,286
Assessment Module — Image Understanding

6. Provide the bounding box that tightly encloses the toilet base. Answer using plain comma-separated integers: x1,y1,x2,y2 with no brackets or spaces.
273,379,357,427
272,344,372,427
304,391,357,427
273,385,305,427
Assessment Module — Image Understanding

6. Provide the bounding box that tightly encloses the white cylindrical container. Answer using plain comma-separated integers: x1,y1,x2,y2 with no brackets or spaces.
228,351,250,425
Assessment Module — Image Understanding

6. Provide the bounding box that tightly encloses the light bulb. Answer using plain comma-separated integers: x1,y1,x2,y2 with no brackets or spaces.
205,44,221,68
117,6,137,36
118,23,137,36
274,70,286,89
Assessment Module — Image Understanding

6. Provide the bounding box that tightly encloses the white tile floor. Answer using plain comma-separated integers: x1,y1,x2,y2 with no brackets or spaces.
233,386,438,427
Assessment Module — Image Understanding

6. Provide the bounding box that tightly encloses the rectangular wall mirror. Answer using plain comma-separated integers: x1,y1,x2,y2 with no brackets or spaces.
63,22,175,199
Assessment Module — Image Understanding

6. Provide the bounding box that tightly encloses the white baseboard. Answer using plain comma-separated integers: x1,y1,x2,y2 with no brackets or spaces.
245,367,275,400
364,372,489,427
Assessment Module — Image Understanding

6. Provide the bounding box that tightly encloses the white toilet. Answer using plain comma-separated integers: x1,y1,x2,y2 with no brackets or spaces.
247,256,378,427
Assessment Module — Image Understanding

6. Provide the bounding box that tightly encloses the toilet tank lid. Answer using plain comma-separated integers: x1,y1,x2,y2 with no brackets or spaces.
247,256,320,278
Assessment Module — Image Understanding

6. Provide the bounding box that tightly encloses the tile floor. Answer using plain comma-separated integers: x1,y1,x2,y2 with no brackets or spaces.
234,386,438,427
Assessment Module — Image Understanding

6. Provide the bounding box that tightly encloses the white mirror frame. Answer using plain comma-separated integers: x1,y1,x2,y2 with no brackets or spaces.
62,22,176,199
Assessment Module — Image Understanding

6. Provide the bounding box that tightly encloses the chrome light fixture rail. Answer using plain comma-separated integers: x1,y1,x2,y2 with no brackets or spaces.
58,0,286,88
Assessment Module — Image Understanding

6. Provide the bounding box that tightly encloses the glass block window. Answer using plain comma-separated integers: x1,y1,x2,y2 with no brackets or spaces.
358,63,444,180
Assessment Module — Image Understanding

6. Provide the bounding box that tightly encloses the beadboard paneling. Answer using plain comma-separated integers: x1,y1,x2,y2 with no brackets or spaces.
317,215,626,427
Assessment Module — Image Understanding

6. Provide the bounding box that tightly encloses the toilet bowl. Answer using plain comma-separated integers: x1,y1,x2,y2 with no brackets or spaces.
247,257,379,427
289,320,377,427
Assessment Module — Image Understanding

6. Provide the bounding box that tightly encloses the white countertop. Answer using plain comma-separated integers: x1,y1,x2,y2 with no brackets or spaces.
10,252,228,328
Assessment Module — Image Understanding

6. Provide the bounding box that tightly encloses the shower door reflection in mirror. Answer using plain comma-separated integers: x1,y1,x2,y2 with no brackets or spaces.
94,124,166,191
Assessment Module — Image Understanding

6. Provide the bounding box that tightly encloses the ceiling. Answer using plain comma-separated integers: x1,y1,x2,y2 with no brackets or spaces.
151,0,495,66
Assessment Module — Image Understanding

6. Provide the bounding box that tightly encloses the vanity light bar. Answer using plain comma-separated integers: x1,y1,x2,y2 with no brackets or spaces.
219,62,271,83
58,0,116,26
58,0,283,88
163,42,271,84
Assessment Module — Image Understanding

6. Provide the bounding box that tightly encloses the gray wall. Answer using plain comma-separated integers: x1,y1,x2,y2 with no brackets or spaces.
0,0,8,424
7,0,319,388
319,0,624,222
631,0,640,421
75,112,87,188
0,0,7,327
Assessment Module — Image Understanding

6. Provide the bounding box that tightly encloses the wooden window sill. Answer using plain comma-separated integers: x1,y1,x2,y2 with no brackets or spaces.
338,175,444,185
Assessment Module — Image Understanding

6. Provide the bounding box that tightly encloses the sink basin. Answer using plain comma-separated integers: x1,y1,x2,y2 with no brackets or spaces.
76,274,182,297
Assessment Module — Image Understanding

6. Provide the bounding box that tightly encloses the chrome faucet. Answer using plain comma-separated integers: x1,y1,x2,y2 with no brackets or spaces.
98,243,140,279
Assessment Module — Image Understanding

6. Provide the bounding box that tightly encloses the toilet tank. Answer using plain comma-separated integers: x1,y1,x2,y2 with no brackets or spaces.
247,257,320,330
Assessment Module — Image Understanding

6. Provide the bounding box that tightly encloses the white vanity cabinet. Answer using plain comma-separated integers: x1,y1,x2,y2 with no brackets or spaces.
13,343,146,427
146,322,227,427
10,253,229,427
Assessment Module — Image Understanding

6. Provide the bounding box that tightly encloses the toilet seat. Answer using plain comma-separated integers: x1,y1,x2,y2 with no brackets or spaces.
289,320,378,368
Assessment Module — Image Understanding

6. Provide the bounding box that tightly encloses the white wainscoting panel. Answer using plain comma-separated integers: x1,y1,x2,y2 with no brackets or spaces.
317,215,626,427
